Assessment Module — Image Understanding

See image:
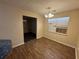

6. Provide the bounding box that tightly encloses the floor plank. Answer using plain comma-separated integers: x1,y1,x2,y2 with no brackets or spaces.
5,37,75,59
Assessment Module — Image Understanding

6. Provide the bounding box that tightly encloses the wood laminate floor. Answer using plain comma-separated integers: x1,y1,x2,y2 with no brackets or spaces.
5,37,75,59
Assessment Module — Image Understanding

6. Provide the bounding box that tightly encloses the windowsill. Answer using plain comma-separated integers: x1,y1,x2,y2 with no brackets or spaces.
48,31,68,36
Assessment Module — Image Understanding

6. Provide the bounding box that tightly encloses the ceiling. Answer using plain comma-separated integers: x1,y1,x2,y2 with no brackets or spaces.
1,0,79,15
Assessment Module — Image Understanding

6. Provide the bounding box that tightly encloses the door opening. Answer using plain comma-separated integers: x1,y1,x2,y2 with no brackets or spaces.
23,16,37,42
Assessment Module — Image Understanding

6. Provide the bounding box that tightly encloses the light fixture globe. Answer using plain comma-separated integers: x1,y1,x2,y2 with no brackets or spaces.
44,7,56,18
44,12,54,18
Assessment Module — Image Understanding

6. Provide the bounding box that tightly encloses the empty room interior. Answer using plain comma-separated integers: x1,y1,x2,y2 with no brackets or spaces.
0,0,79,59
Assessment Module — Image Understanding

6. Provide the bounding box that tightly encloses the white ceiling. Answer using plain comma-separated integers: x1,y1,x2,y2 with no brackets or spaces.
1,0,79,14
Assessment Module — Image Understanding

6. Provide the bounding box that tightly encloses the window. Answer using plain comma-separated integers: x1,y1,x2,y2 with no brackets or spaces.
48,16,70,34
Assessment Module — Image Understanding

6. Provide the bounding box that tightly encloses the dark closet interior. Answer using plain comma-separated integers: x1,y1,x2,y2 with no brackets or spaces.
23,16,37,42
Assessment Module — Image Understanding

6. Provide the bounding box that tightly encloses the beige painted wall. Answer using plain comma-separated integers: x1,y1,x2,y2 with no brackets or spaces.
44,9,79,48
77,20,79,59
0,2,79,59
76,36,79,59
0,2,44,47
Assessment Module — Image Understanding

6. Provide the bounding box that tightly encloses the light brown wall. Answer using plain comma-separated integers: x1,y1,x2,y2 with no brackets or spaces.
0,2,44,47
44,9,79,48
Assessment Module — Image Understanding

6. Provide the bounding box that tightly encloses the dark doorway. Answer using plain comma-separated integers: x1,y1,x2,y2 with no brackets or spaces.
23,16,37,42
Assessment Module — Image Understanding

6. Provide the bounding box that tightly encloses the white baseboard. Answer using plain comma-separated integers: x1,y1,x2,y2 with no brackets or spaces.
44,36,77,59
37,36,43,39
75,48,78,59
44,36,75,48
53,39,75,48
75,48,79,59
12,42,24,48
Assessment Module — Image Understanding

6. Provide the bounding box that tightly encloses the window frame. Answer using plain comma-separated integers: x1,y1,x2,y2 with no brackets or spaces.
48,16,70,35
